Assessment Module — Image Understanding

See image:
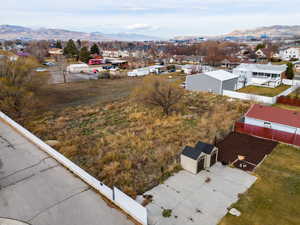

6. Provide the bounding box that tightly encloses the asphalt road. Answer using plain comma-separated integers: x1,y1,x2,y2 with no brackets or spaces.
0,120,133,225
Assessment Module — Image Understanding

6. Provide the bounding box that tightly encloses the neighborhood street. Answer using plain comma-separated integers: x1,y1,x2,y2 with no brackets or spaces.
0,120,133,225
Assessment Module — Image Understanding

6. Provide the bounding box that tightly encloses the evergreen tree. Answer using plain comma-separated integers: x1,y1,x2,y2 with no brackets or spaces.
63,39,78,58
79,47,91,63
55,40,62,49
77,39,82,48
286,62,294,80
90,43,100,55
255,43,266,51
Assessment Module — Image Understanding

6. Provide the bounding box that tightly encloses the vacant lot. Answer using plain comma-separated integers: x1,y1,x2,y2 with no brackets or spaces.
237,85,290,97
35,77,143,112
217,132,277,171
219,144,300,225
25,90,251,197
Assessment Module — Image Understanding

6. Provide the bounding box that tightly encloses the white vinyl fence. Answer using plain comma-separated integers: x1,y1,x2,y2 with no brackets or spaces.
223,90,276,104
0,111,147,225
282,79,300,86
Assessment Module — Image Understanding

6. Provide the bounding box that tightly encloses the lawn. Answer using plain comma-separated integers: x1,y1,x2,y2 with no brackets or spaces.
219,144,300,225
24,90,251,197
237,85,291,97
273,103,300,112
287,87,300,98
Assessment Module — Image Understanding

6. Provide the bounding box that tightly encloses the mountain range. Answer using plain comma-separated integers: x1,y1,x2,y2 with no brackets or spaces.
227,25,300,37
173,25,300,40
0,25,162,41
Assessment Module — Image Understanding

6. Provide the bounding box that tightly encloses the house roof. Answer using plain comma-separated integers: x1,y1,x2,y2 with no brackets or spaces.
235,63,287,74
245,104,300,128
204,70,239,81
182,142,215,160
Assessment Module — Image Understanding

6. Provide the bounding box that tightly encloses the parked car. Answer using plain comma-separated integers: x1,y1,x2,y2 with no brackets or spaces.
35,67,47,72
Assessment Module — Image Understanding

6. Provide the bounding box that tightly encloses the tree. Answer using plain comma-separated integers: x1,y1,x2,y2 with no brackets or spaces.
255,43,266,51
132,76,184,115
77,39,82,48
90,43,100,55
55,40,62,49
0,56,39,118
286,62,294,79
25,40,49,63
79,47,91,63
63,39,78,58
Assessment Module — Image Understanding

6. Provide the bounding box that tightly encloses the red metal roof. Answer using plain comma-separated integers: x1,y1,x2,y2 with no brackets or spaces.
245,104,300,128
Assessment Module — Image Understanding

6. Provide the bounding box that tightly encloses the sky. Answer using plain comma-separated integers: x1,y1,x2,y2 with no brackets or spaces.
1,0,300,38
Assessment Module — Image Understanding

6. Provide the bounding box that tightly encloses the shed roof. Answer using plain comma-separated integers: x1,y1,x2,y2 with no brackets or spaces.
204,70,239,81
182,142,215,160
245,104,300,128
195,141,215,154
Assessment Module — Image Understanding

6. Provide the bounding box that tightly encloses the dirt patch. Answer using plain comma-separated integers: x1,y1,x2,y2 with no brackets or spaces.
217,132,277,171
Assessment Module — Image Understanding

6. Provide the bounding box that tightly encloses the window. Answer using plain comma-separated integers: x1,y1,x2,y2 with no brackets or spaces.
264,122,271,128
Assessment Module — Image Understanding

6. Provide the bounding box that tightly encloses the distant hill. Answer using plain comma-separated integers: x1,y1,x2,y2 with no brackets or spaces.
0,25,162,41
227,25,300,38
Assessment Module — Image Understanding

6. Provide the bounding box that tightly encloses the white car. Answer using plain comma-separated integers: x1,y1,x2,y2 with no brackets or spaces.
35,67,47,72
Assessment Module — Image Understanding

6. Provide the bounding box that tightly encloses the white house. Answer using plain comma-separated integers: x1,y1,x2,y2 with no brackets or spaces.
181,142,218,174
244,104,300,135
279,47,300,61
233,63,287,88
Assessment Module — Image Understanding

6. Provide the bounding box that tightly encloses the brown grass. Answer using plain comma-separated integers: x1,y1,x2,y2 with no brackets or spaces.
25,91,251,197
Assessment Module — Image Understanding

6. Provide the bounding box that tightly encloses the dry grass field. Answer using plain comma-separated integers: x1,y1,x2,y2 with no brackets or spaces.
25,87,251,197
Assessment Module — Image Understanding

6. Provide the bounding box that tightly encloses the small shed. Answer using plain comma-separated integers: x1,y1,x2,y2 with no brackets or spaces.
181,141,218,174
185,70,239,94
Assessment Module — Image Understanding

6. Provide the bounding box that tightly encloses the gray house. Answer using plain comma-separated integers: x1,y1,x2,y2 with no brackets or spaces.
185,70,239,94
181,141,218,174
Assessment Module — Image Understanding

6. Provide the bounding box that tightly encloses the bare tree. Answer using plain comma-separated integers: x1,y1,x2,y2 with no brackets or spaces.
55,55,68,83
132,76,184,115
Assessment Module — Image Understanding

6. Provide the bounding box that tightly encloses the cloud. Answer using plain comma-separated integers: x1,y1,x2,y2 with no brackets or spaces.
126,24,158,31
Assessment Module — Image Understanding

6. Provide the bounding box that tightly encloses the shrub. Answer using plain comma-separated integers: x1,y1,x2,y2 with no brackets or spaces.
162,209,172,217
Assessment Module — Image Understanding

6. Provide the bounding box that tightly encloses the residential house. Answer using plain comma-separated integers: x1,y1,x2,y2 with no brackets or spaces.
233,63,287,88
48,48,63,55
237,104,300,146
181,141,218,174
186,70,239,94
221,57,241,69
279,47,300,61
255,48,276,60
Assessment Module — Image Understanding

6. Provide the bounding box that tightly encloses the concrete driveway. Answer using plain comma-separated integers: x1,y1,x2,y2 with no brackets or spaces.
144,163,256,225
0,120,133,225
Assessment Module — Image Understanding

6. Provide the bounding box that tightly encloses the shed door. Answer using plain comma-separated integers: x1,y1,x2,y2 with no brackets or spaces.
210,151,217,166
197,156,205,173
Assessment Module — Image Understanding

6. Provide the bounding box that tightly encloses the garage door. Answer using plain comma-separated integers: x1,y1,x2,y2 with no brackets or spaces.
210,151,217,166
197,157,205,173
